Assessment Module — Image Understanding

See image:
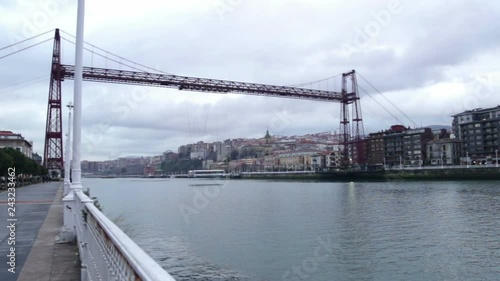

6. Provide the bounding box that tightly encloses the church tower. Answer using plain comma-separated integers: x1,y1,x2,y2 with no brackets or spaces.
264,129,271,144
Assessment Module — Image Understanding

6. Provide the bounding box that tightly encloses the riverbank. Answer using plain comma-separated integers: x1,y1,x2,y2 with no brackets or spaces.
240,166,500,181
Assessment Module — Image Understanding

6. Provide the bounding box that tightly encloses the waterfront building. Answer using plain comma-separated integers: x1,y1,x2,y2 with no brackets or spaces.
382,125,406,167
0,130,33,159
276,149,322,170
144,164,156,176
452,106,500,163
263,155,279,171
190,150,206,160
213,142,229,162
348,137,367,167
311,154,324,170
324,151,342,169
403,127,434,166
426,138,463,165
365,131,385,167
163,150,179,163
382,125,433,167
228,159,244,173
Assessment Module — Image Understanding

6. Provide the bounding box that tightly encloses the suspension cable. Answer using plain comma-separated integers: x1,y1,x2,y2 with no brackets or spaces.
0,74,47,91
0,29,54,52
60,29,171,74
61,37,164,73
0,75,48,96
285,73,342,88
358,72,417,127
358,84,406,126
0,38,53,60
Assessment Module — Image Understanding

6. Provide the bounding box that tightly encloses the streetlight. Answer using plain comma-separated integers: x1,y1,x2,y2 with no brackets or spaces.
466,151,469,168
496,149,498,168
70,0,85,191
399,156,402,170
63,102,73,196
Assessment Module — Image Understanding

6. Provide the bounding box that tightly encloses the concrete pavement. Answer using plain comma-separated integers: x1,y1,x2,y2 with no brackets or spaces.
0,182,80,281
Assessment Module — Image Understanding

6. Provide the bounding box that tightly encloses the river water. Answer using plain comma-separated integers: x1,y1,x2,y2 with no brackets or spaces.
82,178,500,281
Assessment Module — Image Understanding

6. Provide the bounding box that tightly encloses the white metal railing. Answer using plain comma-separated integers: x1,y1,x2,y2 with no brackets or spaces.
73,190,176,281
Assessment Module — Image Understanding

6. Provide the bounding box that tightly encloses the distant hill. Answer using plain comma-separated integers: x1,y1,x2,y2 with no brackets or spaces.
426,125,452,131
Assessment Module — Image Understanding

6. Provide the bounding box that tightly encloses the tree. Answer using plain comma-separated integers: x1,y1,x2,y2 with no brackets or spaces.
230,150,239,160
0,148,48,177
25,159,38,175
2,148,27,173
40,166,48,176
121,167,127,174
0,149,14,176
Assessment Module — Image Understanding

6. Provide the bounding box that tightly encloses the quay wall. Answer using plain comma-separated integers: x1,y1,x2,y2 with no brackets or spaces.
240,167,500,181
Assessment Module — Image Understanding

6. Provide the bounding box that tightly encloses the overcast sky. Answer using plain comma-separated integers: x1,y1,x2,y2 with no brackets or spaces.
1,0,499,161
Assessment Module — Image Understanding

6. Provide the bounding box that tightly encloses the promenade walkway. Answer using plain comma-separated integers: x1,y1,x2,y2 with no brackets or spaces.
0,182,80,281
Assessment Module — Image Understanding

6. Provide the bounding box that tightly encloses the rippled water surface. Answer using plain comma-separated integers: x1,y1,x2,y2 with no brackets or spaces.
82,178,500,280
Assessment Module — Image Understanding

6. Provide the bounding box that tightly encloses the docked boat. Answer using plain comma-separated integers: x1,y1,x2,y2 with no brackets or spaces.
187,169,227,178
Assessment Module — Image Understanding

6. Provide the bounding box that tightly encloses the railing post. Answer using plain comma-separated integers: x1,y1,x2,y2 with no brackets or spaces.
59,192,78,244
81,263,88,281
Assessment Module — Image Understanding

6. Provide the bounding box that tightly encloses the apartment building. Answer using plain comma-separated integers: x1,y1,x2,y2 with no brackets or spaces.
426,139,462,165
371,125,434,167
0,130,33,159
452,106,500,163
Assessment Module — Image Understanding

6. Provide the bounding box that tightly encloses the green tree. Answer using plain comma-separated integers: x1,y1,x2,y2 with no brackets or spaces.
0,149,14,176
0,148,48,177
2,148,27,173
40,166,48,176
230,150,239,160
25,159,38,175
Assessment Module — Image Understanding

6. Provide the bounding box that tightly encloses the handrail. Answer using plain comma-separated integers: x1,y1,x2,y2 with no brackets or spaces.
74,190,176,281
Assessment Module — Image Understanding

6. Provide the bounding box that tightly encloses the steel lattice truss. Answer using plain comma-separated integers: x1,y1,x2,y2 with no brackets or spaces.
58,65,346,102
43,29,63,172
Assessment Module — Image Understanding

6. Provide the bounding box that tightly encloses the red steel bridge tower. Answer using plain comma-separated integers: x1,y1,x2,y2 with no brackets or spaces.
43,29,64,173
340,70,365,167
43,29,365,169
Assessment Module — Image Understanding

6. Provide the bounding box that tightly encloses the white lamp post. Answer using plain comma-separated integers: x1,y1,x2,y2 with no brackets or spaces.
63,102,73,196
71,0,86,191
60,0,86,243
466,151,469,168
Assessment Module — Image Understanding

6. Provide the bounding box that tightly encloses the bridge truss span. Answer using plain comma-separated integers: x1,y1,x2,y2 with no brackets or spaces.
43,28,365,169
59,65,345,102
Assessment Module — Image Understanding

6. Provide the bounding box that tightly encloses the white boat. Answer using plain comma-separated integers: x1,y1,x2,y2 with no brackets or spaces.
187,169,227,178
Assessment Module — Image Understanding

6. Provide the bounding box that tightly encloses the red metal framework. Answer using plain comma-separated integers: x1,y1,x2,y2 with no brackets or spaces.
58,65,345,102
43,29,63,172
343,70,365,166
44,29,365,168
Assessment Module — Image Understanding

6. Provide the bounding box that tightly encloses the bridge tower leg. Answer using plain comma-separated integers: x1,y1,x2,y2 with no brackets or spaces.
340,70,365,168
43,29,64,176
340,74,351,168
